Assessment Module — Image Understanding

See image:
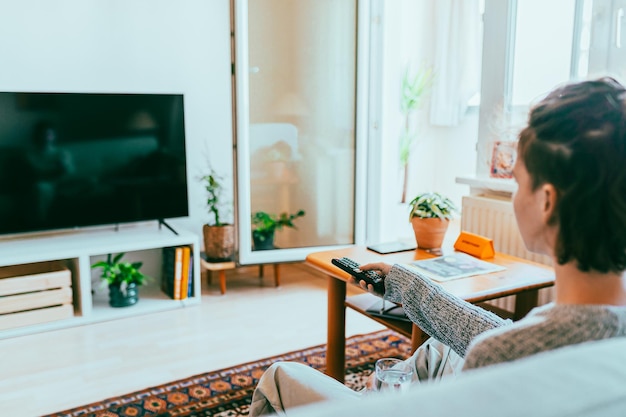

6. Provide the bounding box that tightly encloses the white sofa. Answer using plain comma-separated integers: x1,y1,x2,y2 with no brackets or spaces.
289,337,626,417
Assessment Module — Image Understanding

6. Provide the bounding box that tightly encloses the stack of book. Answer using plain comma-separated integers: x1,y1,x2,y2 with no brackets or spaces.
161,246,194,300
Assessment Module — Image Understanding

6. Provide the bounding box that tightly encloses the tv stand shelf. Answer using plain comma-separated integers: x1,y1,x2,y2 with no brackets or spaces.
0,224,201,340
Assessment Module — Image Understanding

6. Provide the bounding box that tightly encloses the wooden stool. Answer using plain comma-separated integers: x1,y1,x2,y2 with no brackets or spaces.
200,254,280,294
200,259,236,295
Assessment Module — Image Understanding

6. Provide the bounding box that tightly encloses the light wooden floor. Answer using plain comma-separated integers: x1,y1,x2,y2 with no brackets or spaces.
0,262,385,417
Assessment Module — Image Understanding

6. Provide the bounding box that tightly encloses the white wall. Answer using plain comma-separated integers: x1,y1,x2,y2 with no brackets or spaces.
0,0,233,238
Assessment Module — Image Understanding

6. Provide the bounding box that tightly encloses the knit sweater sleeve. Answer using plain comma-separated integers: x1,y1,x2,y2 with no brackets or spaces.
383,264,509,357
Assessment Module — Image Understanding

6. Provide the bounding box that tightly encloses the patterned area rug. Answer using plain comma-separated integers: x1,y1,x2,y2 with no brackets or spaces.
46,330,411,417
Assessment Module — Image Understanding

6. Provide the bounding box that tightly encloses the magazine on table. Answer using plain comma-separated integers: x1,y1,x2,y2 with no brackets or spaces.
409,252,506,282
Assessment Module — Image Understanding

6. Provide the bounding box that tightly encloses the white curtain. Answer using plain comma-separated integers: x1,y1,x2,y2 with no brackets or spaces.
429,0,482,126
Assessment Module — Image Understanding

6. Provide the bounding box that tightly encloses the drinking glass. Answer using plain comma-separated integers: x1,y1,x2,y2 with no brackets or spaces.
373,358,413,393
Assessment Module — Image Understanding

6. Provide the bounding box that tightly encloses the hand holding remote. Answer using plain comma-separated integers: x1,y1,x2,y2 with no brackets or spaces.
359,261,392,276
331,257,386,294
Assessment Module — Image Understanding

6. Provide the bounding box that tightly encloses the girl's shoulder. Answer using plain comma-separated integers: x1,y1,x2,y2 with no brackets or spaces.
463,303,626,370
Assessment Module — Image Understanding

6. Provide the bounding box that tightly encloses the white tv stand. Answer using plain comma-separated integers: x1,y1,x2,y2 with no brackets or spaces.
0,223,201,340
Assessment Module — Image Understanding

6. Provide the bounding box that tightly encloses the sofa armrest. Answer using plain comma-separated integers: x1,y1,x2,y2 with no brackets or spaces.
289,338,626,417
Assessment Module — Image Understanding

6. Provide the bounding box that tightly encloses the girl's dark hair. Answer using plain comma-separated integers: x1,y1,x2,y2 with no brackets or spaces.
518,78,626,273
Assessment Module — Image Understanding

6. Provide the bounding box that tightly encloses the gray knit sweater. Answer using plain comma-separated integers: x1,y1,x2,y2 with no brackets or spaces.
384,264,626,370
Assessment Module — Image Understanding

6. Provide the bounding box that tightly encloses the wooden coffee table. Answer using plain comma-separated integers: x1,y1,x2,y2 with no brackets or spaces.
305,246,554,382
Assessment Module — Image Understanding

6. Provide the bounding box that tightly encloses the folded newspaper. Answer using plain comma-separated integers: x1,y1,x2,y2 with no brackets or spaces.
409,252,506,282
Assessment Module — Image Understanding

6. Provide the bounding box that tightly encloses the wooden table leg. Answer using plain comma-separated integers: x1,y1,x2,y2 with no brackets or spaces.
273,264,280,287
326,276,346,383
514,289,539,320
219,270,227,295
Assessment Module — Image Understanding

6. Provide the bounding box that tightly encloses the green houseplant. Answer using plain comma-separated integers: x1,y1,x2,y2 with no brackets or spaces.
399,66,435,203
91,253,150,307
200,169,235,261
251,209,305,250
408,192,458,249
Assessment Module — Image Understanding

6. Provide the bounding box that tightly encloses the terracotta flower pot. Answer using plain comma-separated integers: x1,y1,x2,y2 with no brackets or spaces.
411,217,450,249
203,224,235,261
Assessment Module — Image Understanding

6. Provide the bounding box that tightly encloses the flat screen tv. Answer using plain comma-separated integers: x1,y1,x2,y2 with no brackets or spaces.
0,92,189,236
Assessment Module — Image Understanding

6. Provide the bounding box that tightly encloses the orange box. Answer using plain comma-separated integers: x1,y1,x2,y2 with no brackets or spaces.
453,231,495,259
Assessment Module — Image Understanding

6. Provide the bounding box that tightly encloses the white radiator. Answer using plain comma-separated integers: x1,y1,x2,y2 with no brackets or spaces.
461,195,554,312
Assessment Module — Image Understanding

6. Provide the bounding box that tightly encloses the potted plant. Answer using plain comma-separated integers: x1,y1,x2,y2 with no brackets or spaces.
408,192,458,249
200,169,235,261
252,209,305,250
91,253,150,308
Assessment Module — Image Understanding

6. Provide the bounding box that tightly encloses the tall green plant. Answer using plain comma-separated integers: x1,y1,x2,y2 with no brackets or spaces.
200,169,231,226
400,66,434,203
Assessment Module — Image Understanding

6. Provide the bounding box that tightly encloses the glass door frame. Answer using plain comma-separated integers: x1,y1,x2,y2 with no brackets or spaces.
232,0,373,265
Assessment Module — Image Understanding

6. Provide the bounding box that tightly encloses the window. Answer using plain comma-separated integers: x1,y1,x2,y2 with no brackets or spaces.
476,0,625,177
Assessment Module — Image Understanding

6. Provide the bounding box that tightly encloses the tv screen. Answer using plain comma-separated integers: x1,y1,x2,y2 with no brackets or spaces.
0,92,189,236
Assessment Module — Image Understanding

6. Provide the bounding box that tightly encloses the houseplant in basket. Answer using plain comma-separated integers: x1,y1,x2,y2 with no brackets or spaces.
92,253,150,308
200,169,235,261
252,209,305,250
408,192,458,249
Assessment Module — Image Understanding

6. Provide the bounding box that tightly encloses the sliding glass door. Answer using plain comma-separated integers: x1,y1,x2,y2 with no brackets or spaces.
233,0,371,264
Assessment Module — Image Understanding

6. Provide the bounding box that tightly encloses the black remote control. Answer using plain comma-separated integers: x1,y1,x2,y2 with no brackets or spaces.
331,257,385,293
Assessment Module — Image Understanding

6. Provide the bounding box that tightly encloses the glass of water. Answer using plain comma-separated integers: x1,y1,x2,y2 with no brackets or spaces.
373,358,413,393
